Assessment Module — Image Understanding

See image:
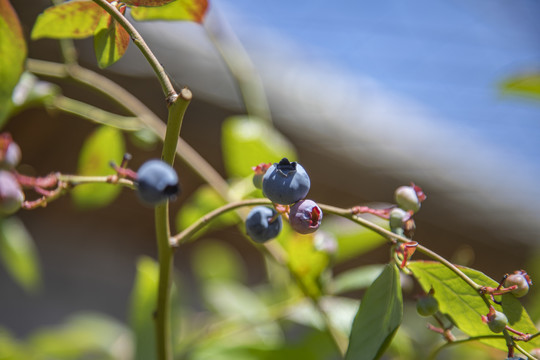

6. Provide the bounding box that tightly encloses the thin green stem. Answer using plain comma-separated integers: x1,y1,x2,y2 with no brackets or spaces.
153,90,192,360
52,95,142,131
56,174,135,188
171,198,271,246
514,343,538,360
318,203,485,296
91,0,176,99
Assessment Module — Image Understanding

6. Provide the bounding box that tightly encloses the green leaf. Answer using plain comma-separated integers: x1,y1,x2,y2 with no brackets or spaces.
500,72,540,100
129,256,159,360
94,15,130,68
175,184,239,239
322,216,387,263
0,0,27,126
203,280,283,346
31,0,104,40
130,0,208,22
285,233,331,298
124,0,176,6
408,261,540,352
345,264,403,360
331,264,385,295
221,116,296,179
0,217,41,293
29,312,130,357
71,126,125,209
192,240,247,283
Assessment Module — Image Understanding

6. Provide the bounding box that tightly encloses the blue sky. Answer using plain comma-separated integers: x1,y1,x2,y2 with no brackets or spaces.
217,0,540,168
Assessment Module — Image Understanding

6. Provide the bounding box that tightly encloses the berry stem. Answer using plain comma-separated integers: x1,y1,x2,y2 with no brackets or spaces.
26,58,230,202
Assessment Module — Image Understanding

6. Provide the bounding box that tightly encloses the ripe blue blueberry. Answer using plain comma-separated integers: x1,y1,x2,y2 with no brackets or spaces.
289,199,322,234
245,206,282,243
262,158,310,205
0,170,24,215
136,159,179,205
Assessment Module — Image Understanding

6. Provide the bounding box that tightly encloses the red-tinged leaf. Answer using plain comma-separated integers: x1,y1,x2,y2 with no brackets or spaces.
31,0,105,40
0,0,26,126
94,15,130,68
130,0,208,23
123,0,176,7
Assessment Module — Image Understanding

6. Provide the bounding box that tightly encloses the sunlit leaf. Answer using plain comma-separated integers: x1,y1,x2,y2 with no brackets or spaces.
71,126,125,209
221,116,296,179
0,217,41,293
29,312,130,357
94,15,130,68
129,256,158,360
345,264,403,360
500,72,540,101
322,216,387,263
192,240,246,283
286,296,359,336
0,327,28,359
175,184,240,239
130,0,208,22
331,264,385,295
0,0,26,126
285,233,331,298
408,261,540,352
124,0,176,6
203,280,283,346
31,0,104,40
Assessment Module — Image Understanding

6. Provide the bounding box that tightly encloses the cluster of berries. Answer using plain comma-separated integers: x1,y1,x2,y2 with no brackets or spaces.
389,183,426,237
0,133,24,215
246,158,322,243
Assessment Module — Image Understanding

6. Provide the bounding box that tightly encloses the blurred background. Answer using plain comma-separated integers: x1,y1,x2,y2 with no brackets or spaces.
2,0,540,359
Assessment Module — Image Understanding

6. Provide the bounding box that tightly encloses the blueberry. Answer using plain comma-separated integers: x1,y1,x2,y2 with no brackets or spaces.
504,271,532,298
289,199,322,234
395,185,421,212
0,170,24,215
262,158,310,205
136,159,179,205
245,206,282,243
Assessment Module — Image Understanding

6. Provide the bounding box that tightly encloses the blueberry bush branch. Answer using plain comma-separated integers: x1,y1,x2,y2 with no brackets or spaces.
91,0,176,99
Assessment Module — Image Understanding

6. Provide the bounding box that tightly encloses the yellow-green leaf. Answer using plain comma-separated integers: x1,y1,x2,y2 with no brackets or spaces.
71,126,125,209
94,15,130,68
408,261,540,352
129,256,158,360
0,0,26,126
222,116,296,179
31,0,104,40
130,0,208,22
124,0,176,6
500,72,540,101
285,232,331,298
0,217,41,293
